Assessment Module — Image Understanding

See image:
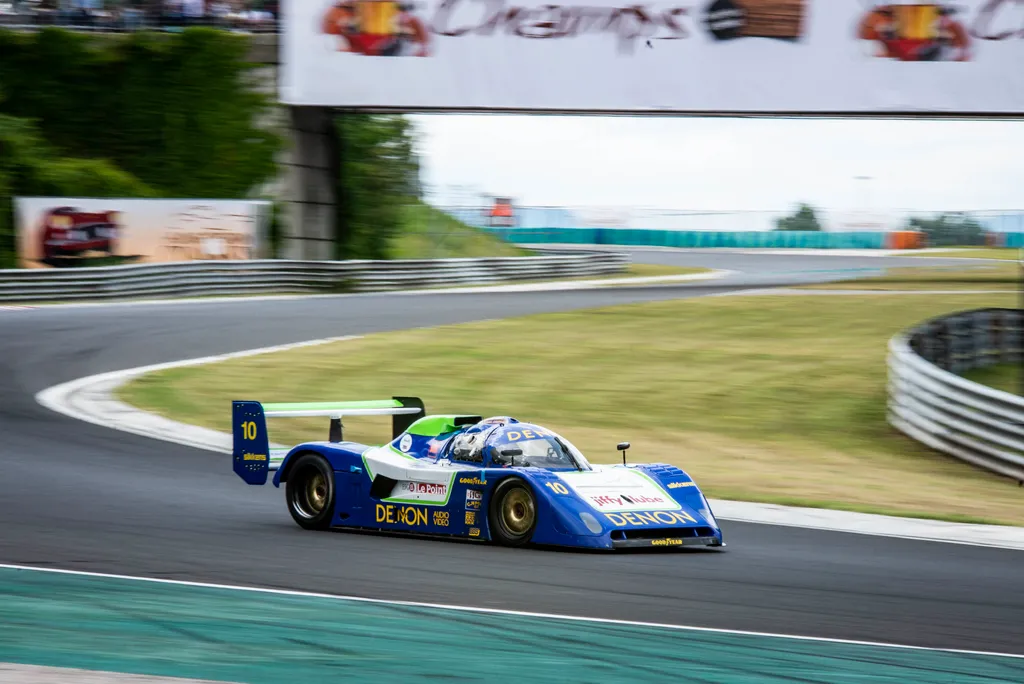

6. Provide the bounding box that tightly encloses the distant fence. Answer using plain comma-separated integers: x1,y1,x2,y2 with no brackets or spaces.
441,204,1024,235
481,227,920,250
0,249,628,303
888,308,1024,483
987,233,1024,249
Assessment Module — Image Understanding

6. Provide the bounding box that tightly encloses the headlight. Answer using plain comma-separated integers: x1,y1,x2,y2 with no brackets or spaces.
579,511,603,534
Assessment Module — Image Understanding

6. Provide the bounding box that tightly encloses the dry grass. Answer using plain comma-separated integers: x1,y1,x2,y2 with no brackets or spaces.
119,292,1024,525
799,261,1019,291
907,248,1022,261
962,364,1023,396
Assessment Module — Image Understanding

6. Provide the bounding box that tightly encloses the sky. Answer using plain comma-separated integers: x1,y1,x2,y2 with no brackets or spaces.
410,114,1024,216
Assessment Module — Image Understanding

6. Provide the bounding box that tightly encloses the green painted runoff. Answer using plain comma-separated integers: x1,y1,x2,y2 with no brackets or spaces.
0,567,1021,683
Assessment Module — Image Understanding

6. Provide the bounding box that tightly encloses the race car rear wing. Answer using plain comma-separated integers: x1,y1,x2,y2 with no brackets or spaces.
232,396,425,485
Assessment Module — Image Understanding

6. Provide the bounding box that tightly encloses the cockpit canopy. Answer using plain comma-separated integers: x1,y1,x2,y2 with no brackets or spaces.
450,420,591,471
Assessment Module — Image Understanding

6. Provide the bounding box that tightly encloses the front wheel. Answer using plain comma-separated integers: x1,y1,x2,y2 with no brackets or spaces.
285,453,335,530
488,478,537,547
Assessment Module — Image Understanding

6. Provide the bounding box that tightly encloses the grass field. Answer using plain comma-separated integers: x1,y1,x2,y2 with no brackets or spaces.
800,261,1020,291
908,248,1022,261
962,364,1023,395
390,204,529,259
119,291,1024,526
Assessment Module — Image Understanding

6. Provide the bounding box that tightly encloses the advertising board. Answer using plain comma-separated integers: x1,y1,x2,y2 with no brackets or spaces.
15,198,271,269
282,0,1024,115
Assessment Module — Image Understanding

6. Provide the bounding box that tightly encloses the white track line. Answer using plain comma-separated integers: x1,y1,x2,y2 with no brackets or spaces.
33,334,1024,551
35,336,360,452
1,562,1022,660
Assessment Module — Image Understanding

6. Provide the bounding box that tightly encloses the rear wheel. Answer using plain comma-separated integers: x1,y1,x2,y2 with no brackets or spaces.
285,453,335,530
488,478,537,547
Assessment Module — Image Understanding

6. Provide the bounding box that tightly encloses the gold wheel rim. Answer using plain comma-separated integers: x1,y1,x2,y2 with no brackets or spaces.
500,488,534,536
305,472,327,514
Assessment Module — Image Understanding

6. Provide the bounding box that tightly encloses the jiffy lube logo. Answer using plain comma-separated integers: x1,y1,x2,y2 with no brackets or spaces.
430,0,693,52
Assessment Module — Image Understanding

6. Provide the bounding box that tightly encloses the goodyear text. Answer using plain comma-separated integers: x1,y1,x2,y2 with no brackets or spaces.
652,538,683,546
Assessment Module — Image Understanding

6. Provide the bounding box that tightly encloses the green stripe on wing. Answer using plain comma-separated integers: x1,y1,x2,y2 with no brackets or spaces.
263,400,405,412
406,415,483,437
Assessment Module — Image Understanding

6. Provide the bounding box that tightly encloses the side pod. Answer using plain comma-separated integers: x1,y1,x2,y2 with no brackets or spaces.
233,400,271,485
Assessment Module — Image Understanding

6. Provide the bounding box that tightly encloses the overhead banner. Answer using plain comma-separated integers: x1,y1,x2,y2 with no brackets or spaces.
15,198,271,269
282,0,1024,114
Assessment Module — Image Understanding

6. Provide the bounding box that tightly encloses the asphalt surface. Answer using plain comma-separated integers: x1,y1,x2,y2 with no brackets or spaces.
1,250,1021,655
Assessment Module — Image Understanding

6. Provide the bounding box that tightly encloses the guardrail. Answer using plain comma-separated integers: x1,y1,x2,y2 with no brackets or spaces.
0,249,629,303
887,308,1024,483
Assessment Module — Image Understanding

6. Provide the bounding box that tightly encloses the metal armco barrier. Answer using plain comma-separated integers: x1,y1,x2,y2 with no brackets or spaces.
887,308,1024,483
0,250,629,303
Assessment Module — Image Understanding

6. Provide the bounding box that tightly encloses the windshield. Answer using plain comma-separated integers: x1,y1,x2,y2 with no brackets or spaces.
493,428,592,471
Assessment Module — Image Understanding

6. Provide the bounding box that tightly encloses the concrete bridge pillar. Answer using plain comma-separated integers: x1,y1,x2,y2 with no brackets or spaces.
279,107,338,260
247,35,337,261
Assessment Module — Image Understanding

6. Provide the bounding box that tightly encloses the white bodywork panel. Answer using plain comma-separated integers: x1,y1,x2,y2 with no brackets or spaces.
556,466,681,513
362,446,682,514
362,446,473,506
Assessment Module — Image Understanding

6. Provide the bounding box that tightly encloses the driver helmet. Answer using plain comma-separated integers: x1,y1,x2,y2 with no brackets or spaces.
451,429,493,462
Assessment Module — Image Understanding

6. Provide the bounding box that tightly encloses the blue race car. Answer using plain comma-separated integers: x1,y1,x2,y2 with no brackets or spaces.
232,397,724,551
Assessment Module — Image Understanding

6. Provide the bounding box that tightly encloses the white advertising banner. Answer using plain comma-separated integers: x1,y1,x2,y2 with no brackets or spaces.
282,0,1024,114
15,197,271,269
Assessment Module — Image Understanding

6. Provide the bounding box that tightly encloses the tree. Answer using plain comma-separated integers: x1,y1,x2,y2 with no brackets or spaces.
333,114,421,260
775,203,823,231
0,28,281,200
0,114,153,268
0,27,279,267
907,213,985,247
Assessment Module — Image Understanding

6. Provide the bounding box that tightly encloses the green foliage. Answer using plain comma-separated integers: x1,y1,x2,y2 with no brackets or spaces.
334,114,421,260
0,27,280,200
907,213,986,247
0,113,153,268
775,203,823,231
389,203,528,259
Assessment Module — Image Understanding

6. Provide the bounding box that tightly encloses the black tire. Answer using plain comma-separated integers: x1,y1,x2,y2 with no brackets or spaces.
285,453,335,530
488,478,537,547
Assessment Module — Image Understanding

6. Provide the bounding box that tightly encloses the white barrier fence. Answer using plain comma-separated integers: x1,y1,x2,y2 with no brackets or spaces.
887,308,1024,483
0,249,629,303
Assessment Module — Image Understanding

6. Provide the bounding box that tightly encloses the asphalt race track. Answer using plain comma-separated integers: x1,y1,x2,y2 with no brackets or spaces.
1,250,1021,656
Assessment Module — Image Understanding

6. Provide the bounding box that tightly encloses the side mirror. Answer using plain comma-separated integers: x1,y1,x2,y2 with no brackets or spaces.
617,442,630,465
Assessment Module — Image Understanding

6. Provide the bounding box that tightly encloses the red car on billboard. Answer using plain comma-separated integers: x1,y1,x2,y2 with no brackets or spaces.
40,207,120,261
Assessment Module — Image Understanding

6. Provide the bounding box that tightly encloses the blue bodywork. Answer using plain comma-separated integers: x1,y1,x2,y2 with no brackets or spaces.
232,400,724,551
